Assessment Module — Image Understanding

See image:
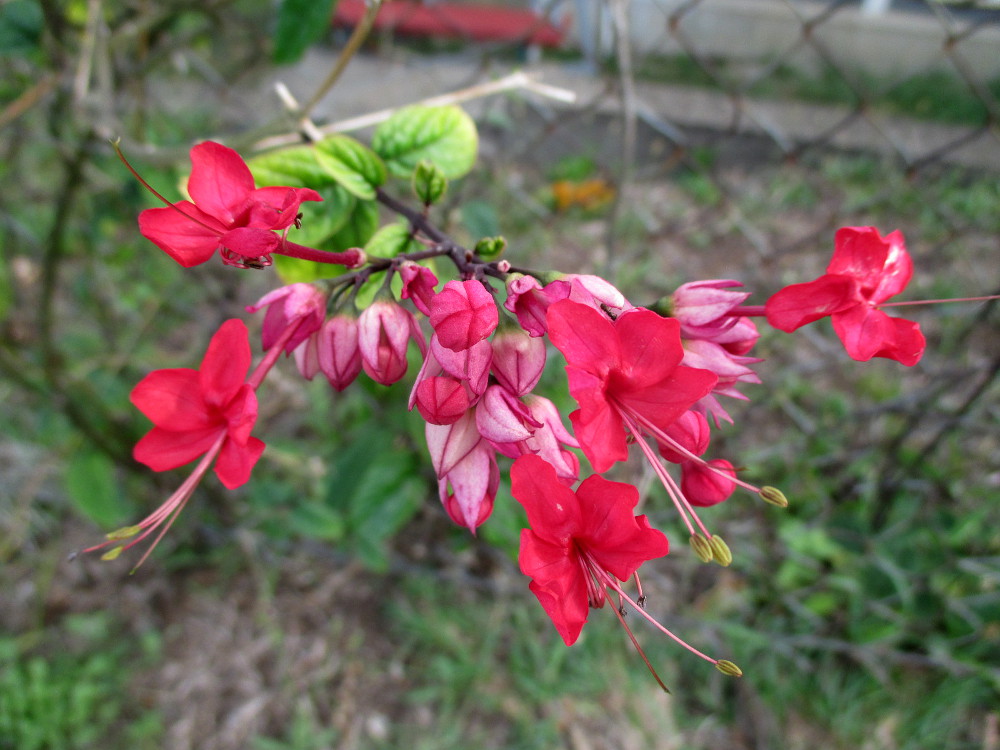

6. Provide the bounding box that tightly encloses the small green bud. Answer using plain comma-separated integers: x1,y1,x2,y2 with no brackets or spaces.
715,660,743,677
759,486,788,508
648,295,674,317
709,534,733,567
474,235,506,260
412,160,447,205
101,545,125,561
689,533,714,563
105,525,141,541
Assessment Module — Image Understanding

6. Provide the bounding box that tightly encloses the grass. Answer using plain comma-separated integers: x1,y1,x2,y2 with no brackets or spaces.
0,614,163,750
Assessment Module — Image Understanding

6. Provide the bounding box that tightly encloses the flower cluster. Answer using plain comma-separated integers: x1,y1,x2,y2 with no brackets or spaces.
90,136,986,687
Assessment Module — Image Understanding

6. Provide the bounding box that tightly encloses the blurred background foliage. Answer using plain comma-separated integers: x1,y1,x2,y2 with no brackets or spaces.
1,0,998,748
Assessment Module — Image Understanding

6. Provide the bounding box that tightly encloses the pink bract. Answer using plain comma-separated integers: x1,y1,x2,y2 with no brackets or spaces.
429,279,499,352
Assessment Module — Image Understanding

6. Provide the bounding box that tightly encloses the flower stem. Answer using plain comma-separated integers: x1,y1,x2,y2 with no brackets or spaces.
277,241,365,267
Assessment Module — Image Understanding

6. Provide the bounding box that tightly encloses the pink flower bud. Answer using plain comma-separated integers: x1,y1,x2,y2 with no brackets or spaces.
293,331,321,380
415,376,470,425
503,274,551,337
490,329,546,396
681,339,761,387
246,283,326,353
429,279,498,352
714,317,760,355
430,335,491,396
317,314,362,392
438,443,499,532
682,459,736,507
399,262,439,316
357,300,419,386
657,410,711,464
425,410,481,478
561,274,631,314
521,395,580,484
672,280,749,328
475,386,536,446
442,487,495,531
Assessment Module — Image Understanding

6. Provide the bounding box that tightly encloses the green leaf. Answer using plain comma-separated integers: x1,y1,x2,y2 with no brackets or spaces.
272,0,338,65
316,136,387,200
248,145,334,188
364,222,419,259
64,451,129,527
292,184,356,248
328,198,379,249
0,1,43,59
372,105,478,179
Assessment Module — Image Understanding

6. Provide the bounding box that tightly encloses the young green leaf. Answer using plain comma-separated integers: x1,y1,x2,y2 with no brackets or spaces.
372,105,478,179
412,160,448,205
248,145,334,188
364,222,420,259
315,135,388,200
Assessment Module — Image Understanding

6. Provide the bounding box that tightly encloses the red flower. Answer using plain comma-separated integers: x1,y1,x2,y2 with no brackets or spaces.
511,455,670,645
546,300,717,473
131,319,265,489
138,141,322,268
765,226,926,365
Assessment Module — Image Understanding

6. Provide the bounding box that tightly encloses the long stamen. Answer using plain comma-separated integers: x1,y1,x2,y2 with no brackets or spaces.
631,411,763,495
617,410,710,537
609,600,671,693
84,431,227,567
583,550,728,668
877,294,1000,308
112,140,223,235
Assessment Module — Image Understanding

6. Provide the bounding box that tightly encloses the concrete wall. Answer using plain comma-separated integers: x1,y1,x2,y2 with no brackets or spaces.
566,0,1000,81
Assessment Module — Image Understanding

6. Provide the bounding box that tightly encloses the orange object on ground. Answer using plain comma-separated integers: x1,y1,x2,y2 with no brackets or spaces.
334,0,567,47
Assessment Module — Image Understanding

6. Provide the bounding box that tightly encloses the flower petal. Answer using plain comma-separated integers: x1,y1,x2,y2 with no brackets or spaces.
765,274,860,332
546,299,621,378
187,141,255,224
576,475,670,580
828,227,912,303
831,306,925,365
615,309,685,389
199,320,252,410
218,227,281,258
130,368,212,430
214,435,266,489
510,455,582,543
137,203,224,267
133,425,224,472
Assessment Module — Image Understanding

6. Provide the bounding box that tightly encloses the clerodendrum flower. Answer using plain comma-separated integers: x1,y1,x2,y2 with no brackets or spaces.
137,141,323,268
512,454,670,646
511,455,741,687
545,299,718,473
87,319,265,566
765,226,926,365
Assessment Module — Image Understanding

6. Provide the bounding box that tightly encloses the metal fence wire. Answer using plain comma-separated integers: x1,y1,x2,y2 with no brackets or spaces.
393,0,1000,515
